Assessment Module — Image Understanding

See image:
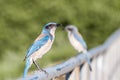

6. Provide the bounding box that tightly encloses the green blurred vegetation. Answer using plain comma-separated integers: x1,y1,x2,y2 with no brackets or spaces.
0,0,120,79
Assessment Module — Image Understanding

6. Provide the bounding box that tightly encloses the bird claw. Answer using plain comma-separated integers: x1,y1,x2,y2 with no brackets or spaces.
40,69,48,76
43,70,48,76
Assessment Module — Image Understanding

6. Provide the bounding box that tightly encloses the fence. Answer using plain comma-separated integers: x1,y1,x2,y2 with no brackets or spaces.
19,29,120,80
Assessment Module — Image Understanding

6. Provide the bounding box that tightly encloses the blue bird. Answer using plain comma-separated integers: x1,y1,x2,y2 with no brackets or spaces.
65,25,92,69
64,25,92,80
23,22,61,78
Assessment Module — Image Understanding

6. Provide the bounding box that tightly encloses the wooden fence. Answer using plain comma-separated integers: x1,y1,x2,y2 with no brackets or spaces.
19,29,120,80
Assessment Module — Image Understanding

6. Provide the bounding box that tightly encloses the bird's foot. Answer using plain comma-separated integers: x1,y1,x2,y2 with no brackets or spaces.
40,69,48,76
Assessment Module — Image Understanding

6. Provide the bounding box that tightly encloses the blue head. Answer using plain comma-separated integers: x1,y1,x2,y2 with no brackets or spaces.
42,22,61,35
65,25,78,34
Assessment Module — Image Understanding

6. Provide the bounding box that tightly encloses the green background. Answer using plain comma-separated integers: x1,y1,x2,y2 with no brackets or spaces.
0,0,120,79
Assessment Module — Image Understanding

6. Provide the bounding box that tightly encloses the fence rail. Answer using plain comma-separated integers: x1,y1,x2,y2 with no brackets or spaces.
19,29,120,80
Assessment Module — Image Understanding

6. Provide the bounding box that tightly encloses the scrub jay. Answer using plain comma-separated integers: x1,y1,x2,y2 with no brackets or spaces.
65,25,92,80
23,22,61,78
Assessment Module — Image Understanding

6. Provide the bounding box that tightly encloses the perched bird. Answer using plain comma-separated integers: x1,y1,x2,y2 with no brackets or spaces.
64,25,92,80
23,22,61,78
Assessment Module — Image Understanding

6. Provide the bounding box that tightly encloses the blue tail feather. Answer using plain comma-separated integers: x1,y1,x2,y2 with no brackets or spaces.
23,58,31,78
84,51,92,71
87,57,92,71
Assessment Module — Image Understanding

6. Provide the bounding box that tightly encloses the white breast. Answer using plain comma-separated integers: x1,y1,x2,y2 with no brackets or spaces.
68,34,84,52
31,39,54,61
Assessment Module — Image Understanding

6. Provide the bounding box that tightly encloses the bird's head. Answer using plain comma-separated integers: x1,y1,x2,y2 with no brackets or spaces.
42,22,61,35
64,25,78,33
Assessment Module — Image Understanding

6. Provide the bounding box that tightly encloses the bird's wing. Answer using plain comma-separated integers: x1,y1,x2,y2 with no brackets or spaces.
73,32,87,49
24,35,49,60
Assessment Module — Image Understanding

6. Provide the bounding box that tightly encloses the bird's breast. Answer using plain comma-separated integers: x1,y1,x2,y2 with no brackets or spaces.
31,39,54,60
68,34,84,52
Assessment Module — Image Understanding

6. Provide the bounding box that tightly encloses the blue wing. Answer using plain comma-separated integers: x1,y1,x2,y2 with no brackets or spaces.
24,35,49,59
73,33,87,49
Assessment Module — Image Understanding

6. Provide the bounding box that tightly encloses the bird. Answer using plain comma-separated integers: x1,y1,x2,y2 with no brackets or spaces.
64,25,92,80
23,22,61,78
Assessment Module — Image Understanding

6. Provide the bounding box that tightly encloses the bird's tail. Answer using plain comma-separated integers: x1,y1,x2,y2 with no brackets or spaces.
23,58,32,78
83,50,92,71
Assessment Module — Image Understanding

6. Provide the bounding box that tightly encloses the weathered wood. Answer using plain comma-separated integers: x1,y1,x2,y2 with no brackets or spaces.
80,29,120,80
19,29,120,80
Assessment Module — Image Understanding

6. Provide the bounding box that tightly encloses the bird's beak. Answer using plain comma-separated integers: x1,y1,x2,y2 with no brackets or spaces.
56,24,62,27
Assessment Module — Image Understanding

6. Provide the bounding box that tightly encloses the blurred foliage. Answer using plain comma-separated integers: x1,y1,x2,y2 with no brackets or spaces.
0,0,120,79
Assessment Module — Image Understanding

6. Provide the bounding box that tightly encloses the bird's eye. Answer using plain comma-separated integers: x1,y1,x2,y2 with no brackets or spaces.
49,24,52,26
68,28,72,31
45,24,54,29
45,26,49,29
49,24,55,27
49,24,54,28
